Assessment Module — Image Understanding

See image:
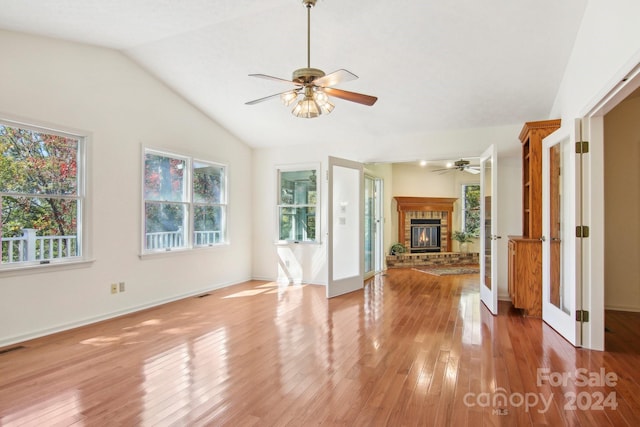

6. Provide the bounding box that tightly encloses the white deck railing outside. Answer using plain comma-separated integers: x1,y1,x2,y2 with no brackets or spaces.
3,228,223,263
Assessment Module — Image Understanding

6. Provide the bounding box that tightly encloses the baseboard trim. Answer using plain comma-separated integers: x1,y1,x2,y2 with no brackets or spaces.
0,277,250,349
605,305,640,313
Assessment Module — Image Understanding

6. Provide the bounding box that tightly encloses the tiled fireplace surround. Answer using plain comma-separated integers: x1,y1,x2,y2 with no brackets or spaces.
387,196,479,268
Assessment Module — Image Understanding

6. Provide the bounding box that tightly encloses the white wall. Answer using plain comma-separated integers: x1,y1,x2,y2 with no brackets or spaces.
251,124,523,299
604,96,640,311
551,0,640,121
548,0,640,349
0,31,253,346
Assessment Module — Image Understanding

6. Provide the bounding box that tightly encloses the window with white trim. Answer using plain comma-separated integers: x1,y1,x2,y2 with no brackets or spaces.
277,166,319,243
461,183,480,236
143,148,227,253
1,120,85,268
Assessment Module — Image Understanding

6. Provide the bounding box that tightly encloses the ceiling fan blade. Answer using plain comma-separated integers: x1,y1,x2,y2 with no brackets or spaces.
248,74,302,86
464,168,481,175
245,88,300,105
313,69,358,88
323,87,378,106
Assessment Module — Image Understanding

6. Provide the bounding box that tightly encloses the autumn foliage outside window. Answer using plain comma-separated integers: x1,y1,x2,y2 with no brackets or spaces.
1,121,84,265
143,148,226,252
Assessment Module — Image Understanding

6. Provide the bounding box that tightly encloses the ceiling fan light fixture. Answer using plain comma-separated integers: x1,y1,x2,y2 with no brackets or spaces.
292,96,321,118
246,0,377,116
319,100,334,115
280,90,299,106
313,89,329,105
313,89,334,114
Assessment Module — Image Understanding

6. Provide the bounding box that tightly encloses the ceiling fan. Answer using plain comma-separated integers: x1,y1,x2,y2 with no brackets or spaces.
432,159,481,175
245,0,378,118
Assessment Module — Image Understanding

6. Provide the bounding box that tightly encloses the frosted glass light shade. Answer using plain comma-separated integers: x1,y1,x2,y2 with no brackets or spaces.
292,97,321,118
280,91,299,106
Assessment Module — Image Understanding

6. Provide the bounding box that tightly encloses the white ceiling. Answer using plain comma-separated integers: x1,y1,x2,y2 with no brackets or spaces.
0,0,587,149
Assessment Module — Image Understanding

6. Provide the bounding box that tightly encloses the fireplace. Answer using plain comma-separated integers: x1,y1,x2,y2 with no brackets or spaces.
394,197,457,253
410,219,441,253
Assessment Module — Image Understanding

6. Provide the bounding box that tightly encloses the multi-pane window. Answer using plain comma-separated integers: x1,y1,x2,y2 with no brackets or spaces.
277,167,318,243
143,149,226,253
462,183,480,236
1,120,84,267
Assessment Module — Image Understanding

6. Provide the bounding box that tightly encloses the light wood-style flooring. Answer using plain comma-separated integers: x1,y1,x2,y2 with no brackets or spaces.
1,268,639,426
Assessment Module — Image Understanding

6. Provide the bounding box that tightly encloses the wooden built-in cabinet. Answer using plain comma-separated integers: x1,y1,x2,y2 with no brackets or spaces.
508,119,560,317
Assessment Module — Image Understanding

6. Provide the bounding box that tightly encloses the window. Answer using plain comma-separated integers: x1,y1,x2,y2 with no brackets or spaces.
277,166,319,243
1,120,85,268
462,183,480,236
143,148,226,253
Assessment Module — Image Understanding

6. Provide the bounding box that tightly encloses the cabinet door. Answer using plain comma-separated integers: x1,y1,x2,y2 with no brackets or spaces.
508,240,516,302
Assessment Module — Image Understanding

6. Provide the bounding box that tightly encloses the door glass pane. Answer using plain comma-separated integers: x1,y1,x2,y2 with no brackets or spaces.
332,165,359,280
364,176,375,274
482,158,492,290
549,144,563,310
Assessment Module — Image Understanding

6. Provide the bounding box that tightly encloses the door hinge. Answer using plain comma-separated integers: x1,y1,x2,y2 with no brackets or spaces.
576,225,590,238
576,140,589,154
576,310,590,322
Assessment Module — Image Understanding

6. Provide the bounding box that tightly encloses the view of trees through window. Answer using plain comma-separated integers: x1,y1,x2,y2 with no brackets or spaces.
143,149,226,252
1,122,82,264
278,169,318,243
463,184,481,236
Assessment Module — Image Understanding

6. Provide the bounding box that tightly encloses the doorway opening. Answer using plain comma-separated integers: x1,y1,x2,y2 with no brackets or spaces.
603,85,640,352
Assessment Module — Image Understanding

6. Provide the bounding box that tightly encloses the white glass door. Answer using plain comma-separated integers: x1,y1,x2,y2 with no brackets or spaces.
541,120,582,346
364,175,376,279
479,145,499,314
327,156,364,298
364,175,384,279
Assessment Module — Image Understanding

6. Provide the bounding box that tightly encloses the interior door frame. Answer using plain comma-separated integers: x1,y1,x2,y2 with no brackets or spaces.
479,144,498,314
327,156,364,298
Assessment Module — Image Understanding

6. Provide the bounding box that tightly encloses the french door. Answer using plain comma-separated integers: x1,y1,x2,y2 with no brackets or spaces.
541,120,582,345
327,156,364,298
364,175,383,279
479,145,499,314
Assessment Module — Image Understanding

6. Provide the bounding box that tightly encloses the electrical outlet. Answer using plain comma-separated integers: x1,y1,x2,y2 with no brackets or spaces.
119,282,125,292
111,283,118,294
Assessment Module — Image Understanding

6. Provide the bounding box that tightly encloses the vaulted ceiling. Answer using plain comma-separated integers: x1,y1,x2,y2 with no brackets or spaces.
0,0,587,148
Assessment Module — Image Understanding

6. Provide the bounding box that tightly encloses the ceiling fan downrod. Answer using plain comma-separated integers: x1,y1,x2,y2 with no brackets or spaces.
291,0,324,84
303,0,316,69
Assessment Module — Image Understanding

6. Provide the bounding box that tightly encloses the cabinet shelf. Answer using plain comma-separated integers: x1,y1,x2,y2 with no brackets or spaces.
509,119,561,317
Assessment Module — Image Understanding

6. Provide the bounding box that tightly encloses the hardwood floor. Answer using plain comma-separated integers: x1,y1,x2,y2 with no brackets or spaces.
1,269,639,426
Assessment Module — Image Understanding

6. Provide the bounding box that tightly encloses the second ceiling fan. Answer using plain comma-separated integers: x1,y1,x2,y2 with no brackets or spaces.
432,159,481,175
245,0,377,118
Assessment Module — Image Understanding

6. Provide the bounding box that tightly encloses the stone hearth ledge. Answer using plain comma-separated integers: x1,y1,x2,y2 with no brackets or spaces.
386,252,479,268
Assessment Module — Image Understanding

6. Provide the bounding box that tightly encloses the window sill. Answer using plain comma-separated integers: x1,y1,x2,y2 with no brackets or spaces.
0,258,96,277
139,243,230,259
275,240,323,246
